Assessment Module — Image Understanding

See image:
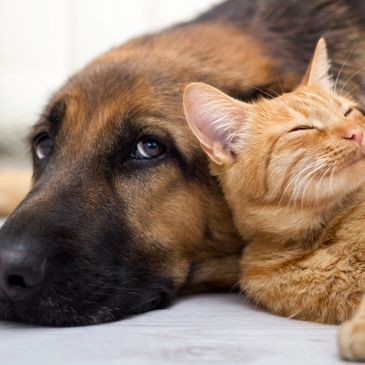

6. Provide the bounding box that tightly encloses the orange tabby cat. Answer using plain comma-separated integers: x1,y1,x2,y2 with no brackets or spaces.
184,38,365,360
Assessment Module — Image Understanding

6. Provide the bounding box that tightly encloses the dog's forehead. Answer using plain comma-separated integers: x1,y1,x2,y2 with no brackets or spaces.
49,61,197,158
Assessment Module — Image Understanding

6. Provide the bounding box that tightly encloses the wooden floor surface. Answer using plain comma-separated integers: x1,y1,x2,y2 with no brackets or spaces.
0,219,354,365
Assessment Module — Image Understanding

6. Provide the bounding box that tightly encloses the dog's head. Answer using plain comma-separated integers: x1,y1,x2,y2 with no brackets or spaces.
0,24,277,325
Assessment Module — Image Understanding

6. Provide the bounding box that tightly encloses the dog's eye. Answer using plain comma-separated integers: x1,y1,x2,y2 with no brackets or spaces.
288,125,314,133
34,133,53,160
130,138,166,160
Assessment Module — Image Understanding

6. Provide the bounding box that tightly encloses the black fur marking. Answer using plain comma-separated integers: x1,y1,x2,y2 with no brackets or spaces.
0,179,174,326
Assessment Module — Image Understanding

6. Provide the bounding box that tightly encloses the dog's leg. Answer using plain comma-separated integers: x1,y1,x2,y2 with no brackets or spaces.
338,294,365,361
0,169,31,216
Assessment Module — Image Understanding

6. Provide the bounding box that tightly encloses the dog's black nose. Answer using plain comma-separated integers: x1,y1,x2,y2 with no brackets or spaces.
0,246,46,301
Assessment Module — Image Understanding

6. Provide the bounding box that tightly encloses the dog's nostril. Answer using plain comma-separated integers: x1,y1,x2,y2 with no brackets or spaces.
0,246,47,301
7,274,27,289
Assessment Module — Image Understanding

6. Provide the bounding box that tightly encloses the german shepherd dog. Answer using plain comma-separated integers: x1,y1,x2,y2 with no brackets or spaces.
0,0,365,326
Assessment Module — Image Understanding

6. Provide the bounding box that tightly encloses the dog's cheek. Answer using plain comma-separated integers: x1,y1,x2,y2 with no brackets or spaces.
113,165,207,286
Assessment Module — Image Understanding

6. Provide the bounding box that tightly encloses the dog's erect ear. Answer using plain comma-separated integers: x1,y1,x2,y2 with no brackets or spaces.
300,38,333,89
183,82,249,165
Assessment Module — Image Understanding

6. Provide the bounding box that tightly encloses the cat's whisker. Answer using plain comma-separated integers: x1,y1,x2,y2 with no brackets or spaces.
275,170,302,214
292,171,313,203
289,161,319,205
288,155,329,208
288,160,320,205
340,64,365,97
342,83,359,101
244,84,279,99
289,165,316,205
329,165,337,194
315,164,333,205
277,78,285,94
299,162,327,209
275,176,297,213
334,48,354,94
291,158,325,194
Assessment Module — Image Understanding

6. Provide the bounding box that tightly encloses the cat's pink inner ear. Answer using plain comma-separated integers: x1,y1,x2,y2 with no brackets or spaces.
183,83,243,165
300,38,334,90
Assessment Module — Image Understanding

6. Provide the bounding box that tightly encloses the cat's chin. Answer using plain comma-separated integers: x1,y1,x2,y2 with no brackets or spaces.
348,154,365,171
310,156,365,207
337,156,365,194
337,152,365,175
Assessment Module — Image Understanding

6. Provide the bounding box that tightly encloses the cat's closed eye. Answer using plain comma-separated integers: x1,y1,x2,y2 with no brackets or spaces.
288,125,314,133
344,107,365,117
344,108,354,117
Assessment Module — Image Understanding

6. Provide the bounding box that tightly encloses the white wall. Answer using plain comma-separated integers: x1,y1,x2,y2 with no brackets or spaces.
0,0,220,157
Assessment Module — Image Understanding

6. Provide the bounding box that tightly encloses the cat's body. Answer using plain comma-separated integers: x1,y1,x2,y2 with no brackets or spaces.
183,39,365,360
242,186,365,324
216,85,365,323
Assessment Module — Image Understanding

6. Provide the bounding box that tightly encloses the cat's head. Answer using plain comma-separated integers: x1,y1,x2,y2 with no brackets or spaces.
183,38,365,240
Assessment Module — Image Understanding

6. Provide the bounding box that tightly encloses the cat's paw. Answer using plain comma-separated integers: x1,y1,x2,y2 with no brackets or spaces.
338,319,365,361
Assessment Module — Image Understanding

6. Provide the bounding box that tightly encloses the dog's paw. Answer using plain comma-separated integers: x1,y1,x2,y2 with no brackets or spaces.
338,319,365,361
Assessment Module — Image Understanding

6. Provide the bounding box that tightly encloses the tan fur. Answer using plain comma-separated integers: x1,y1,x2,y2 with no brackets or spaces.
21,22,256,295
184,39,365,360
0,169,31,217
1,20,281,309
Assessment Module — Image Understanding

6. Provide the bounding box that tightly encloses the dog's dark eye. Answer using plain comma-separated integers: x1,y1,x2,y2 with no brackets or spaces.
288,125,314,133
130,138,166,160
34,133,53,160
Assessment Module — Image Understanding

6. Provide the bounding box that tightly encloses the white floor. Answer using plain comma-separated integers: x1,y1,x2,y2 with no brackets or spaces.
0,219,353,365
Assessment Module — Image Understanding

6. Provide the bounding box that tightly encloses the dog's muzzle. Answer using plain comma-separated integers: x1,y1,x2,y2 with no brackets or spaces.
0,233,46,302
0,190,174,326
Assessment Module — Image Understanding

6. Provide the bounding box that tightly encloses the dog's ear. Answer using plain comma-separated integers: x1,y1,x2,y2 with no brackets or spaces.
300,37,333,89
183,82,249,165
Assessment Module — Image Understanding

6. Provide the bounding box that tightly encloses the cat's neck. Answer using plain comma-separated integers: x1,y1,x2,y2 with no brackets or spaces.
236,188,364,245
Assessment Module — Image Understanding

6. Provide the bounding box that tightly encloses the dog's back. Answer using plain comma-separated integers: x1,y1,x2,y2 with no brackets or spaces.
196,0,365,100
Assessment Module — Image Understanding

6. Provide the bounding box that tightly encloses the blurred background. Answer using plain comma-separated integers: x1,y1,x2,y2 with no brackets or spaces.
0,0,219,167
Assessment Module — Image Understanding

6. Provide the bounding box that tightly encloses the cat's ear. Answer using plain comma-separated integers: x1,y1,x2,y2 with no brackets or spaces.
183,82,248,165
300,38,333,89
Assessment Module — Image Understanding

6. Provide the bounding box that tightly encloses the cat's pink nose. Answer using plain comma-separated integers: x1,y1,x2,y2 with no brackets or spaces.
343,127,363,146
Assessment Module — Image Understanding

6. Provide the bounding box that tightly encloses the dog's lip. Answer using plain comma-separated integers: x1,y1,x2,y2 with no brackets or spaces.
0,298,171,327
0,276,175,326
136,289,172,313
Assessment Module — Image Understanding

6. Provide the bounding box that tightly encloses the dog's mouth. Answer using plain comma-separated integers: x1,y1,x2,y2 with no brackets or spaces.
0,294,172,327
0,274,174,327
0,241,174,326
0,182,177,326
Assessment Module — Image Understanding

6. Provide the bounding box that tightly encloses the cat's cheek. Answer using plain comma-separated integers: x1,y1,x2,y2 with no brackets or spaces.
336,159,365,196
